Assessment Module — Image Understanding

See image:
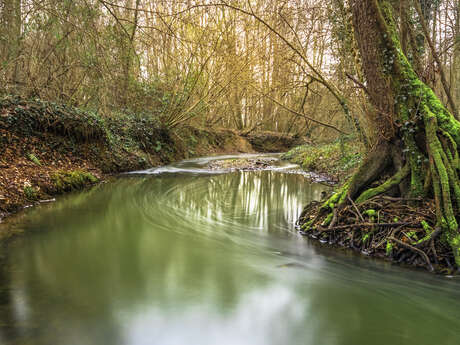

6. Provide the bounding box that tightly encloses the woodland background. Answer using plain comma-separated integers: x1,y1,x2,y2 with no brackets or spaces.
0,0,459,144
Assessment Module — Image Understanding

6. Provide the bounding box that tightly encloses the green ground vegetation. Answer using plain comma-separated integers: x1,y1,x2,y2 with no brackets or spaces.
281,137,363,180
51,170,99,193
0,96,255,215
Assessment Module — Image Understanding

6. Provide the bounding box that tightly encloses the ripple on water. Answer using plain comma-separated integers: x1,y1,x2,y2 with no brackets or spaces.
1,154,460,345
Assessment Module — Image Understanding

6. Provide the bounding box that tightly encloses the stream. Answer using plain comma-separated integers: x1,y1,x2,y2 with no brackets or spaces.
1,154,460,345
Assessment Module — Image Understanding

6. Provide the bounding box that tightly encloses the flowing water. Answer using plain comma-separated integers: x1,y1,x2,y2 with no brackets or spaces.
1,154,460,345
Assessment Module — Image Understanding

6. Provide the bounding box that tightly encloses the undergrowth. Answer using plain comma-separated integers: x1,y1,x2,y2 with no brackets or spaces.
0,95,255,217
282,137,363,180
0,95,247,171
51,170,99,193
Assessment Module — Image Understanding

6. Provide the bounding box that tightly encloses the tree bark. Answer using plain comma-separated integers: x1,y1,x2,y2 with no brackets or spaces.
454,1,460,115
317,0,460,267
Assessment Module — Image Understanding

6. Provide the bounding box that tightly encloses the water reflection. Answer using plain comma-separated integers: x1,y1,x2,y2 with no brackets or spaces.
0,160,460,345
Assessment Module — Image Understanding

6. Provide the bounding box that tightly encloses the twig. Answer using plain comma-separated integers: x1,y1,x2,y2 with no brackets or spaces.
414,228,442,248
431,240,439,266
372,195,423,202
348,195,364,222
345,73,370,95
319,222,416,231
328,208,339,229
389,236,433,271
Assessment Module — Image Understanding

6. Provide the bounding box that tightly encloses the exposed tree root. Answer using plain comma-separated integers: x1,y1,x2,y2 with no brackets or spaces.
299,195,456,273
298,0,460,273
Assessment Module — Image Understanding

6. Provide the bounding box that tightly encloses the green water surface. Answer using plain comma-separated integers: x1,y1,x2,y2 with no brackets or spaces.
0,155,459,345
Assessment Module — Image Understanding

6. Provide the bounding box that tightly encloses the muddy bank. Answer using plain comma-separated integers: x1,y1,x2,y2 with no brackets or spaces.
0,96,254,221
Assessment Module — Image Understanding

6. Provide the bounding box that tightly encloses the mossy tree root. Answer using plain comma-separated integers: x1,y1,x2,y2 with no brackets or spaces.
350,1,459,268
355,164,410,203
305,0,460,269
424,109,460,266
314,97,460,265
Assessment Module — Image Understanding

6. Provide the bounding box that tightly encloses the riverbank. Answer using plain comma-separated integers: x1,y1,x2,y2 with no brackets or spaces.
284,140,457,274
1,96,307,223
281,137,363,182
4,151,455,345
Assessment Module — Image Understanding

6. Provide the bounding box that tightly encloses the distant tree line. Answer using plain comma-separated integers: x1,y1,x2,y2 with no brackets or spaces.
0,0,458,141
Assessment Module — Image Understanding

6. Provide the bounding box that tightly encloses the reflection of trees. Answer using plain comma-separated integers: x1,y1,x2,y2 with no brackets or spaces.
162,171,327,234
0,172,326,344
0,172,460,344
0,258,21,344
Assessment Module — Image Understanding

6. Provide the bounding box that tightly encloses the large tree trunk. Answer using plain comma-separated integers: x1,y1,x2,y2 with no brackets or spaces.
454,2,460,115
308,0,460,268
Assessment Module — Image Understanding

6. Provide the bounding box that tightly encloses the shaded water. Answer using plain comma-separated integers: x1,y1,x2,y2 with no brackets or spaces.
1,155,460,345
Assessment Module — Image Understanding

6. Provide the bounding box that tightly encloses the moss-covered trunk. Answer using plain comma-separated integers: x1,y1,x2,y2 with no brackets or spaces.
310,0,460,268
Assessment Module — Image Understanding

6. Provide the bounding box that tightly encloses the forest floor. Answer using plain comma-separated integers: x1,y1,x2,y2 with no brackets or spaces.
0,96,305,228
281,138,363,183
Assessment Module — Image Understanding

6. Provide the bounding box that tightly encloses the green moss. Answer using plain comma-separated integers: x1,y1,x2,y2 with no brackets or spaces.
322,181,349,210
282,139,363,179
405,231,418,240
425,113,458,232
362,233,370,243
301,221,313,232
52,170,98,193
356,164,410,203
322,213,334,227
386,241,393,256
415,220,434,245
322,194,338,210
363,209,377,217
23,185,39,200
